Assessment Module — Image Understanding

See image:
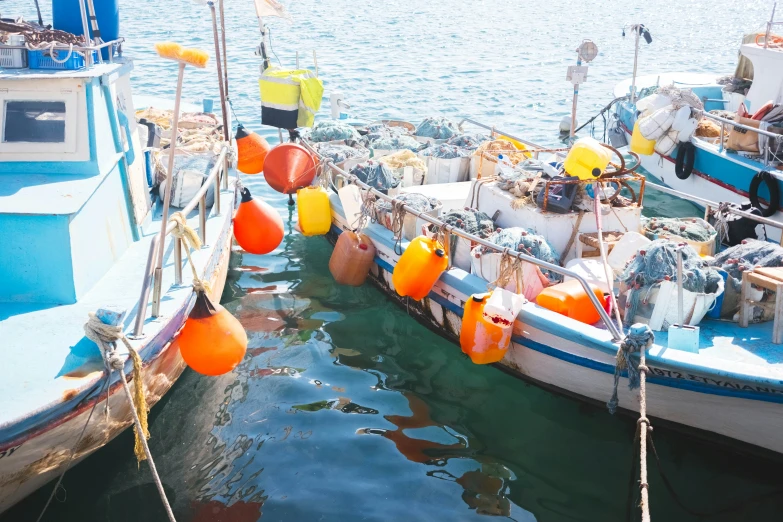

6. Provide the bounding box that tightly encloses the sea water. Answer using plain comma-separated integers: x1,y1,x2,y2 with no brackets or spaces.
3,0,782,521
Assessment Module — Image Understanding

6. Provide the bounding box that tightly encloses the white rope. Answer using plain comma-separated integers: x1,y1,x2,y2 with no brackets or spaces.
169,212,211,294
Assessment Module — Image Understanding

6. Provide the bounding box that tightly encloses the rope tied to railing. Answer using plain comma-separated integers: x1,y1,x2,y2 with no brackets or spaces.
82,313,177,522
356,186,376,231
391,199,406,255
490,249,524,293
608,323,654,522
169,212,211,294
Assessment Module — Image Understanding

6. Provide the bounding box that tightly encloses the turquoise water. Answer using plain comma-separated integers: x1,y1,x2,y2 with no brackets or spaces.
4,0,783,520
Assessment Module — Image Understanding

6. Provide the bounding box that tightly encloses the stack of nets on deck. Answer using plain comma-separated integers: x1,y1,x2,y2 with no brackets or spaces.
438,208,495,262
419,143,471,159
314,141,369,164
620,240,723,325
374,192,438,219
446,133,488,150
350,161,399,192
708,239,783,321
474,227,562,283
642,217,717,242
378,150,427,170
367,124,421,152
310,120,362,142
415,117,460,140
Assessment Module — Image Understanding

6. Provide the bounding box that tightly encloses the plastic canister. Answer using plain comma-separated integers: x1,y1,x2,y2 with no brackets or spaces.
536,279,606,324
563,137,612,180
392,236,448,301
53,0,119,59
297,186,331,236
535,175,580,213
329,231,376,286
630,121,655,155
482,287,526,326
460,292,513,364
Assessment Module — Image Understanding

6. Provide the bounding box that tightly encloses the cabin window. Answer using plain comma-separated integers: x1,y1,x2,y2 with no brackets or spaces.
3,101,67,143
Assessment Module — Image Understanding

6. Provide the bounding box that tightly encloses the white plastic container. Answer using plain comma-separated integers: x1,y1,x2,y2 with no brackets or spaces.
722,87,746,113
0,35,27,69
606,231,651,273
482,287,527,325
470,247,546,300
420,155,471,185
564,258,612,293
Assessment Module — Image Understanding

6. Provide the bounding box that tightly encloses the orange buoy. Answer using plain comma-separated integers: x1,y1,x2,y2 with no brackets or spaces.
235,125,271,175
233,187,284,254
263,143,317,195
178,289,248,376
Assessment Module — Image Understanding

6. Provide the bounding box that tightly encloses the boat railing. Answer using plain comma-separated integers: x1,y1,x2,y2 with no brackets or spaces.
644,180,783,245
697,111,783,166
0,37,125,68
299,139,625,342
131,143,231,338
763,2,782,50
458,118,547,158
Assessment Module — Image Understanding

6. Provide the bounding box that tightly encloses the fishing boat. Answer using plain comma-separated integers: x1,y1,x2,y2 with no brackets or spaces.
0,3,240,514
609,8,783,237
286,118,783,459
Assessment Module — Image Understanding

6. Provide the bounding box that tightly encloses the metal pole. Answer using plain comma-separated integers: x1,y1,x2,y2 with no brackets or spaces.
630,25,640,104
153,62,186,317
218,0,229,98
570,53,582,138
765,2,777,50
677,247,684,326
199,194,207,245
214,168,221,216
33,0,43,26
222,151,229,190
174,237,183,285
209,3,230,143
77,0,93,67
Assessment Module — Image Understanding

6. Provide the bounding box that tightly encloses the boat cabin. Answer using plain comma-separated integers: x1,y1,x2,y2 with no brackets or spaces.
0,60,148,305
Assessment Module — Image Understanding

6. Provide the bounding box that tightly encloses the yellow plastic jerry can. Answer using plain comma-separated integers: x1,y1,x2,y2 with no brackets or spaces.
563,136,612,180
297,186,331,236
630,121,655,156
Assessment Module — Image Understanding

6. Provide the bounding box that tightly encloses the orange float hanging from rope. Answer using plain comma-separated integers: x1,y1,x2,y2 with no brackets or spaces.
178,288,248,376
392,235,449,300
233,187,284,254
263,143,317,197
235,125,271,175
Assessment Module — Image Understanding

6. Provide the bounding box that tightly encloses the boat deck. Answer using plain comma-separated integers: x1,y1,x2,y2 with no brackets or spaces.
0,186,235,443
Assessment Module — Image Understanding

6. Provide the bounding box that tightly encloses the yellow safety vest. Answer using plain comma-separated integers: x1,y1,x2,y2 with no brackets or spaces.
259,67,324,129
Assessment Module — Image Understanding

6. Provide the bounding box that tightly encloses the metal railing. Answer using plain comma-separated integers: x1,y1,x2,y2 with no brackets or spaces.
458,118,546,156
643,180,783,245
0,38,125,68
299,138,625,342
697,111,783,166
763,2,782,50
131,144,231,338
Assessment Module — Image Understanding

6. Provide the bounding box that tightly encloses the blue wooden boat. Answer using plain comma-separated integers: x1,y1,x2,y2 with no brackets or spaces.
610,11,783,239
0,23,237,515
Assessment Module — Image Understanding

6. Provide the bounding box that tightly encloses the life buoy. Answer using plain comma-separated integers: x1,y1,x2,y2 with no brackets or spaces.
749,170,780,217
675,141,695,180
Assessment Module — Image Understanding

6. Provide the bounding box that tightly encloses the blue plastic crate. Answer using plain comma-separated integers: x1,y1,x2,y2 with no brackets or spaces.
28,48,96,70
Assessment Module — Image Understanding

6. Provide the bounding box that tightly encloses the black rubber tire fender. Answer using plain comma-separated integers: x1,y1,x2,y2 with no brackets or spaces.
674,142,695,180
749,170,780,218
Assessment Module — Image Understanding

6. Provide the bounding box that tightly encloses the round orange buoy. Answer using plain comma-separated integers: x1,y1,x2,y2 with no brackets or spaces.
178,289,248,376
233,187,284,254
235,125,270,175
263,143,317,194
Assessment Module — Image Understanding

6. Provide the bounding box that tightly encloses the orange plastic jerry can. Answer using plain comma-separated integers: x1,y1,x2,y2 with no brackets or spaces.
329,231,376,286
392,235,448,301
460,292,513,364
535,279,606,324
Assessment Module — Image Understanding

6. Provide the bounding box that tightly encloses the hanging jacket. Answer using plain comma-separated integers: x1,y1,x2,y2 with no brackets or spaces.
259,67,324,129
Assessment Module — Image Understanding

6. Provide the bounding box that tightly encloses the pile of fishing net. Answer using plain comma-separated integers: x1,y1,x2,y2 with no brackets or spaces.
374,192,438,216
350,160,400,192
708,239,783,321
642,217,717,243
310,120,361,142
446,133,488,150
474,227,562,283
620,240,723,324
473,139,529,164
415,117,460,139
378,149,427,170
314,141,369,164
369,133,421,152
695,118,722,138
419,143,471,159
441,208,495,239
654,85,705,111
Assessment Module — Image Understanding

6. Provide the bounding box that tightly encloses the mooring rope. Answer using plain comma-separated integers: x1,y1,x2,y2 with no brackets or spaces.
170,212,211,294
607,323,654,522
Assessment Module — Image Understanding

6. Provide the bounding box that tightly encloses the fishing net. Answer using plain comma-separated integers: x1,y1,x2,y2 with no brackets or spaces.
620,240,723,324
475,227,562,283
350,161,400,192
655,85,705,111
441,208,495,239
314,142,369,164
310,120,361,142
446,133,488,150
642,217,717,243
415,117,460,139
419,143,471,159
369,134,422,152
374,192,438,215
710,239,783,281
378,149,427,170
